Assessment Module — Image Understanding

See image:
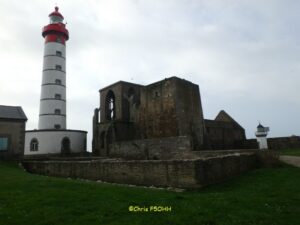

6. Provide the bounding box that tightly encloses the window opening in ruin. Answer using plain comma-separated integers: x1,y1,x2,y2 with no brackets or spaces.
105,90,116,120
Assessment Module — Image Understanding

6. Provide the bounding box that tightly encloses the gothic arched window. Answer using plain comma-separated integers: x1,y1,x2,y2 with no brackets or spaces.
105,90,116,120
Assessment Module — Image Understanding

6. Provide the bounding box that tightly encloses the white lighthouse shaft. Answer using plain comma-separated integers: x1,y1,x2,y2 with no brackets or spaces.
38,42,66,129
38,6,69,130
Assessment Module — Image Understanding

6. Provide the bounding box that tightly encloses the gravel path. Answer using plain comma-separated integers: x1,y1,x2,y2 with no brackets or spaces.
279,155,300,168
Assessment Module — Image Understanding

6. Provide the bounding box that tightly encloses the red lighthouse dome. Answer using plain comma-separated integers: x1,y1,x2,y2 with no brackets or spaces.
49,6,64,19
42,6,69,44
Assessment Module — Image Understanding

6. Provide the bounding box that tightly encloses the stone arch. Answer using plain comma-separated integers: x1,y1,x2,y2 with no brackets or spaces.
105,90,116,120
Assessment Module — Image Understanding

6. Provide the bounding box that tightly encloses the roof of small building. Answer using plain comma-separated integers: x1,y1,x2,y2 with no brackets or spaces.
0,105,27,121
215,110,244,130
257,123,264,129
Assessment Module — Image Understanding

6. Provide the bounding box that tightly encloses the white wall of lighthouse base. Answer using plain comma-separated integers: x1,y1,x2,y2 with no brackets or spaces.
24,130,87,155
256,137,268,150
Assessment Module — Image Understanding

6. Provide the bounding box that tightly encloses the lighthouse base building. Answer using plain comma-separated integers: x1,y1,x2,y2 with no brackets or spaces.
24,7,87,156
24,130,87,156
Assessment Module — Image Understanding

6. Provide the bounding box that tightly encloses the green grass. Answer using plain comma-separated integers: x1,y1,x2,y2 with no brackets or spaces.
0,162,300,225
279,148,300,156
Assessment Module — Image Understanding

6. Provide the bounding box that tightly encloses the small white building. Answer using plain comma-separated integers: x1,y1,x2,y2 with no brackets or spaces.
25,130,86,155
255,123,269,150
24,7,87,156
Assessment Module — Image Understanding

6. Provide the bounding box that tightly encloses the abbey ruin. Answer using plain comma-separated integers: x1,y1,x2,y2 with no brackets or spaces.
92,76,251,160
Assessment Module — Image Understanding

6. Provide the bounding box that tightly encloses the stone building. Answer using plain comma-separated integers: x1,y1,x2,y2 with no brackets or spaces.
0,105,27,160
92,77,247,158
205,110,246,150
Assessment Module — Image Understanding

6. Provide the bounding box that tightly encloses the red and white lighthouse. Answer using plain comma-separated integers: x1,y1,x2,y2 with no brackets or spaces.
24,7,87,156
39,7,69,130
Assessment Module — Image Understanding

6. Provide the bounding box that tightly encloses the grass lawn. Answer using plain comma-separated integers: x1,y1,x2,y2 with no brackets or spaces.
0,162,300,225
279,148,300,157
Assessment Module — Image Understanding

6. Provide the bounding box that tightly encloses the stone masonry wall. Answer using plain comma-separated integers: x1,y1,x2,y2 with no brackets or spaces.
205,119,246,150
267,136,300,150
174,78,205,149
247,136,300,150
22,152,259,189
137,79,179,139
137,77,205,149
108,136,192,160
0,120,25,160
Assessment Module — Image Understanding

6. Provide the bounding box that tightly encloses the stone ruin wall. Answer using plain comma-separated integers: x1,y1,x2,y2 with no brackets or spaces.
246,136,300,150
108,136,192,160
22,152,260,189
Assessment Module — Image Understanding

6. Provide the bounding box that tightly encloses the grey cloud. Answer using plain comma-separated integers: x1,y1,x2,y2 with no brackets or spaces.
1,0,299,151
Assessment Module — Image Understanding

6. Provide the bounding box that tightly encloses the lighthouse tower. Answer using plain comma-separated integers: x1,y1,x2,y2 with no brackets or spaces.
255,123,269,150
24,7,87,156
39,7,68,130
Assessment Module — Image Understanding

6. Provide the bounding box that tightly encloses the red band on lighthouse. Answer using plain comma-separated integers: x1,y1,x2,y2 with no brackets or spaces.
42,6,69,44
44,34,66,45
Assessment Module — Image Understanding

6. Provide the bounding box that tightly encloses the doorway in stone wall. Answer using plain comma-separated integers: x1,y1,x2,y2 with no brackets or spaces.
61,137,70,155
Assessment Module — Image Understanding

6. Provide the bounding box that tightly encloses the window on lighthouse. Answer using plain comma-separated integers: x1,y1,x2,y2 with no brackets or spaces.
55,79,62,85
50,15,63,24
55,94,61,99
55,109,61,115
55,65,62,71
56,51,62,57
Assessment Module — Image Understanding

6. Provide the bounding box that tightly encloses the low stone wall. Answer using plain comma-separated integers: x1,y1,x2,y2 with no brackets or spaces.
22,152,259,189
247,136,300,150
243,139,259,149
267,136,300,150
108,136,192,160
23,152,92,160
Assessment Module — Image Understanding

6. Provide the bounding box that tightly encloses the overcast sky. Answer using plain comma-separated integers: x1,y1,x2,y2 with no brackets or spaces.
1,0,299,150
